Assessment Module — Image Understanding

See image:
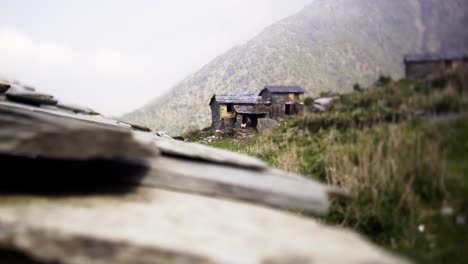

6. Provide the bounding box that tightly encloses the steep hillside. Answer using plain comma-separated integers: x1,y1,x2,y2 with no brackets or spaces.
122,0,468,134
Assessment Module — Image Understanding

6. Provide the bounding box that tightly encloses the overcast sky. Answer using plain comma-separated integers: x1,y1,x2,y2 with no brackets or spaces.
0,0,312,115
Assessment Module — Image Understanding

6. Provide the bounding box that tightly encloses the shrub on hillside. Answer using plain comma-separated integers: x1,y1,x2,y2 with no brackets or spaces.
181,127,202,141
353,83,364,92
375,75,393,86
304,96,314,107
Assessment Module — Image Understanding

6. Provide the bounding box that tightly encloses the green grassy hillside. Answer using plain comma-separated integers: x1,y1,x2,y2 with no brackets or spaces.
208,68,468,263
122,0,468,135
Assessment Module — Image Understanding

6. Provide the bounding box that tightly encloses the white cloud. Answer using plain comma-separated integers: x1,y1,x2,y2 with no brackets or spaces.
0,28,160,115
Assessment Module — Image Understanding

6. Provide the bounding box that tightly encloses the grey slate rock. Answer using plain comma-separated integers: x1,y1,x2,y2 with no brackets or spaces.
141,155,332,214
0,83,10,94
313,97,335,107
130,123,152,132
154,137,267,169
0,188,409,264
0,104,157,161
56,102,100,115
313,103,326,112
256,118,278,132
6,92,58,106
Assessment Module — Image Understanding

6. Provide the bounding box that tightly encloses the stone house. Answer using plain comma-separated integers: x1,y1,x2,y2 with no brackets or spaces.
259,86,305,119
210,86,305,131
404,53,468,78
209,94,270,130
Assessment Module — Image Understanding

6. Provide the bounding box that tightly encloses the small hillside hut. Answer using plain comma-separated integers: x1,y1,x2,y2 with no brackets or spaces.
209,94,270,130
259,86,305,119
404,53,468,78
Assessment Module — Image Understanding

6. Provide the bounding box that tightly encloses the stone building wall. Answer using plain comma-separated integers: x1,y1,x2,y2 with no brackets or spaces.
269,94,304,119
260,90,272,102
210,102,222,130
210,103,244,130
405,59,467,78
220,104,236,119
223,118,236,129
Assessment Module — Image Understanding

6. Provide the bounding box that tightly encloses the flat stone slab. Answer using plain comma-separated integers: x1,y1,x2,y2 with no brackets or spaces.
154,138,267,170
0,78,10,93
0,84,10,94
0,187,408,264
0,104,157,161
141,156,332,215
56,102,100,115
5,85,57,105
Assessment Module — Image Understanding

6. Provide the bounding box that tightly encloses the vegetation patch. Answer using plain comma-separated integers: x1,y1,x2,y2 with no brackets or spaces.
208,68,468,263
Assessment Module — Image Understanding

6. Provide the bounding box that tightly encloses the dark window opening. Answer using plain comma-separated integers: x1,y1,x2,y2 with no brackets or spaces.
285,104,292,115
226,104,233,113
285,104,297,115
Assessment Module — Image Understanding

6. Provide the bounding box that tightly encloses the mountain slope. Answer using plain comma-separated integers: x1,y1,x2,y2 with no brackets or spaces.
122,0,468,135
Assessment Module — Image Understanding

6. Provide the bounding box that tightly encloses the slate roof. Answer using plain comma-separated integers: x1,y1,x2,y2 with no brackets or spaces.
404,52,468,63
210,94,262,105
262,86,305,94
